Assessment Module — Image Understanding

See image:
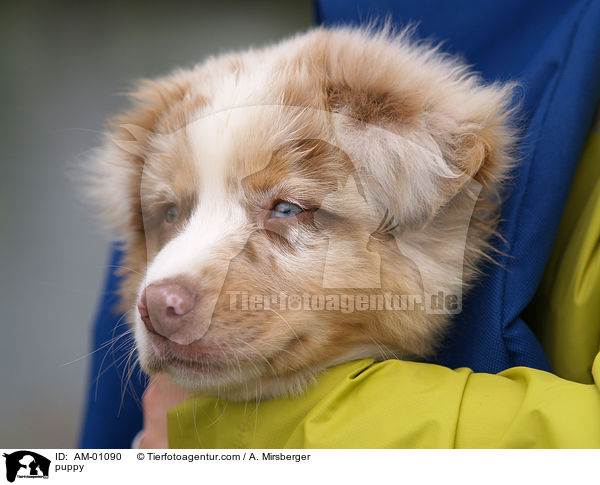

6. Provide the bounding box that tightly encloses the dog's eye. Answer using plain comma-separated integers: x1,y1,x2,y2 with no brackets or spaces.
270,201,303,218
164,205,178,223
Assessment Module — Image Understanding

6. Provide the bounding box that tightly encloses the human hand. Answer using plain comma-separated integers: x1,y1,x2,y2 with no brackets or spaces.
135,373,194,448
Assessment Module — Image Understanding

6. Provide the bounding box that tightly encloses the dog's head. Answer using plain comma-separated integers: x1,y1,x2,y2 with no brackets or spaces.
87,28,515,399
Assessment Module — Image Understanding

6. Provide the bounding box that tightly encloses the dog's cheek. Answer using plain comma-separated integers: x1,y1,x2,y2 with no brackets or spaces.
208,234,323,351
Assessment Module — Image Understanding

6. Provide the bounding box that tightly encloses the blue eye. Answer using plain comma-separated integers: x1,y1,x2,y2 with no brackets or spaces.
164,205,178,223
270,201,303,218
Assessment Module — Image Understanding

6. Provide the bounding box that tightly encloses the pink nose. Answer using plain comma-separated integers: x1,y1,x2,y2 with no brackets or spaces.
137,280,197,343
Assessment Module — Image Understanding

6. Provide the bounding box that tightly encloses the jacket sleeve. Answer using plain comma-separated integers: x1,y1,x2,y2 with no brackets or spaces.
285,357,600,448
454,353,600,447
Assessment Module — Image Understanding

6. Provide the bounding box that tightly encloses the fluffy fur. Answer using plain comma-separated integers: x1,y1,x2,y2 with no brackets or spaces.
86,27,516,400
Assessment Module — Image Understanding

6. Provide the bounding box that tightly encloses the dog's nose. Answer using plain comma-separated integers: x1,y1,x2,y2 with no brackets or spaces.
137,281,197,342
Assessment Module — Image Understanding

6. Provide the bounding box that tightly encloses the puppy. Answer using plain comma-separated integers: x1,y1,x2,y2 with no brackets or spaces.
87,27,515,400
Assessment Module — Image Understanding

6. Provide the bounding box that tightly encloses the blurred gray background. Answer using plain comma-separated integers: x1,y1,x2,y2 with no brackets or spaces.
0,0,311,448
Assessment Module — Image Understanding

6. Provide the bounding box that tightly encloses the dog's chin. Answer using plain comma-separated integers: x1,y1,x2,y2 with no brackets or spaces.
140,354,315,401
137,328,393,401
137,333,269,399
136,330,340,400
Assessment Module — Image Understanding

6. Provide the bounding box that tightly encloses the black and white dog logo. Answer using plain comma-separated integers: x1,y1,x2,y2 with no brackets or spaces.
3,451,50,482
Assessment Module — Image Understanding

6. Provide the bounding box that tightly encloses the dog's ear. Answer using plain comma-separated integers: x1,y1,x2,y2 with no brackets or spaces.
111,124,152,157
320,29,516,227
83,73,198,239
